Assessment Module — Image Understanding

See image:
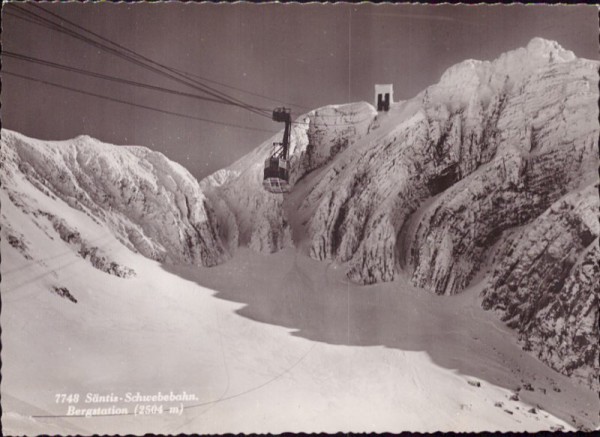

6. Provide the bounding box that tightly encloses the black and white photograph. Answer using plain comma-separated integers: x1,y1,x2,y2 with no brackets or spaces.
1,2,598,435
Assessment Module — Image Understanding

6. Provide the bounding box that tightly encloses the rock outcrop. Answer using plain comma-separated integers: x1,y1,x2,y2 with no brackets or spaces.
409,48,598,294
302,38,599,290
481,184,599,389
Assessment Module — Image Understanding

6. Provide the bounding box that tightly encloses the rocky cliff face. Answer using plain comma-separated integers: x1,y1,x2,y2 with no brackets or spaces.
481,183,599,389
300,38,598,290
408,50,598,294
205,38,598,385
207,39,598,293
1,130,227,267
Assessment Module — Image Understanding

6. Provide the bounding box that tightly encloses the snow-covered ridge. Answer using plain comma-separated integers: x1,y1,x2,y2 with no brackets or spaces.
1,129,228,267
438,37,576,88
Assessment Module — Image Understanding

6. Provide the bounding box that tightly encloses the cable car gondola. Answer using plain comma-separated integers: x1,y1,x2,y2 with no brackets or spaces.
263,107,292,194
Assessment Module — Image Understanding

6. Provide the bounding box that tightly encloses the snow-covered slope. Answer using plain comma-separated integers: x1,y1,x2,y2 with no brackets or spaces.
3,128,591,434
1,130,228,267
202,38,599,387
0,201,590,434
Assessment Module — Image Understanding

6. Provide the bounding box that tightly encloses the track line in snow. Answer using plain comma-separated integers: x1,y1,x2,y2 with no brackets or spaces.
173,295,232,431
30,342,316,420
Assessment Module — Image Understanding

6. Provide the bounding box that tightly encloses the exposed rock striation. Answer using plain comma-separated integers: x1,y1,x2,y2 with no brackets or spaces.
303,38,599,289
481,184,599,389
409,48,598,294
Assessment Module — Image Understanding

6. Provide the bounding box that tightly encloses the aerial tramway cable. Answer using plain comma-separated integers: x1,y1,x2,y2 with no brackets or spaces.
6,4,377,132
28,3,280,116
19,3,272,117
169,66,311,112
7,5,367,123
3,70,277,134
6,5,272,119
2,51,239,106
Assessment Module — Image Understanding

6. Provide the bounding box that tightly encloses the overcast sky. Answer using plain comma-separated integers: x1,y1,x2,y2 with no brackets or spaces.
2,3,597,180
